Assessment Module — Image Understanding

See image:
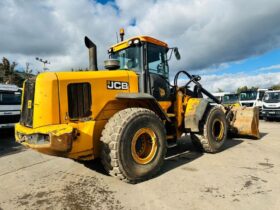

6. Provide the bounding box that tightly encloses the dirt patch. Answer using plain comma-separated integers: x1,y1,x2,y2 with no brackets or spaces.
204,187,219,193
19,193,32,200
35,191,48,199
258,162,274,169
258,158,274,169
243,180,252,188
181,167,198,172
203,187,226,198
231,174,272,199
11,172,124,210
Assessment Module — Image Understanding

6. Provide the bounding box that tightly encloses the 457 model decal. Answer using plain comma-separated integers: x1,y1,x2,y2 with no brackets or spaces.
107,81,129,90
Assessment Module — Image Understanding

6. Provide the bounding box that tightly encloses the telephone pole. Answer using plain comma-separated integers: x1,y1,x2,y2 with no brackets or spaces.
35,57,50,71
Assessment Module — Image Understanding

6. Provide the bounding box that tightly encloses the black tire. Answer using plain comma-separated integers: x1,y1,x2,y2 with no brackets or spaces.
191,106,227,153
100,108,167,183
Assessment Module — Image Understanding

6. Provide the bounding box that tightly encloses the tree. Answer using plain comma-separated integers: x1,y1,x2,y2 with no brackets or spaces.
250,86,259,91
24,62,33,79
237,86,248,93
270,84,280,90
236,86,258,93
0,57,35,87
0,57,17,84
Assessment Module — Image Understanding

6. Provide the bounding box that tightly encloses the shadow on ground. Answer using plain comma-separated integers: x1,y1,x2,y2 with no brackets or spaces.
160,138,203,175
83,135,244,179
0,128,25,157
160,135,243,175
82,158,109,176
229,132,268,141
259,132,268,139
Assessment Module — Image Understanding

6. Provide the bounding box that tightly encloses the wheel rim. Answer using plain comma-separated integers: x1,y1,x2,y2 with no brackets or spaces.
212,119,224,141
131,128,158,165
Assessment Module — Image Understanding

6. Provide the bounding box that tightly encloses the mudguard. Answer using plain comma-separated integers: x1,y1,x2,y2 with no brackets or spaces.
184,98,209,132
116,93,171,122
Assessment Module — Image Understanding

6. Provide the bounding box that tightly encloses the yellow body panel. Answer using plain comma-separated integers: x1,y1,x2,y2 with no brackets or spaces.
55,70,138,124
15,120,107,159
16,70,139,160
158,101,172,113
33,73,60,127
110,36,168,52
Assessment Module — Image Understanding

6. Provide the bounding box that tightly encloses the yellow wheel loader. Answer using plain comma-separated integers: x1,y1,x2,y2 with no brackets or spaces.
15,30,259,183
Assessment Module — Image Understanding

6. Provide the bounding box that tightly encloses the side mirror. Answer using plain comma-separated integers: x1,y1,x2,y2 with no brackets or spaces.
174,47,181,60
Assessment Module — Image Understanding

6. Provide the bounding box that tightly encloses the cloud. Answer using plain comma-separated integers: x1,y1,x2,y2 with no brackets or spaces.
0,1,70,56
0,0,280,77
130,0,280,70
199,72,280,92
0,0,124,71
258,64,280,71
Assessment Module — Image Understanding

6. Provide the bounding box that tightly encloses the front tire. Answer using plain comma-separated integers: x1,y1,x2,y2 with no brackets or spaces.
100,108,167,183
191,106,227,153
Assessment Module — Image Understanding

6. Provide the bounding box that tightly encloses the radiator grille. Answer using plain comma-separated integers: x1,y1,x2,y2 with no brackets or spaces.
20,78,36,127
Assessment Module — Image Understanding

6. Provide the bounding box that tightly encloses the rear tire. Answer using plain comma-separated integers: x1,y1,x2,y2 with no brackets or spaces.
191,106,227,153
100,108,167,183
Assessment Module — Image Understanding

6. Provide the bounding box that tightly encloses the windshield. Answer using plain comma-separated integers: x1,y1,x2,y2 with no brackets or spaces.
0,91,22,105
263,92,280,103
222,94,239,103
110,46,142,73
239,91,257,101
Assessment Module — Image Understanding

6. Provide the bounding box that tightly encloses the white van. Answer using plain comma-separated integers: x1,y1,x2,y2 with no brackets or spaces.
262,90,280,120
0,84,22,128
239,89,267,115
211,92,231,103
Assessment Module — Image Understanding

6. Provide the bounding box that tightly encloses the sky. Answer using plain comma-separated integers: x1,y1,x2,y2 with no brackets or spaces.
0,0,280,92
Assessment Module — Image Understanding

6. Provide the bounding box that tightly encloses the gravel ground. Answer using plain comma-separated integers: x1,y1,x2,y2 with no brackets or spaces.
0,121,279,210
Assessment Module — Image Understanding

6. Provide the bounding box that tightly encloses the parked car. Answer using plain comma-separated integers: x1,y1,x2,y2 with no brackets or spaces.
212,92,231,103
222,93,240,107
262,90,280,121
0,84,22,129
239,89,267,117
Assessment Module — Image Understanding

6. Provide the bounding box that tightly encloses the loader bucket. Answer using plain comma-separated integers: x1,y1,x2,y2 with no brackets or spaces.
229,106,260,139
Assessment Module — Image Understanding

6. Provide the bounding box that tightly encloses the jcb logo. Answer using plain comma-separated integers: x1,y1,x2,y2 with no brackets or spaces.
107,81,129,90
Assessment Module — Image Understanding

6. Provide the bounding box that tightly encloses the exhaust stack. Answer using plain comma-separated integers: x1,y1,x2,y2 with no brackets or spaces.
120,28,125,41
84,36,98,71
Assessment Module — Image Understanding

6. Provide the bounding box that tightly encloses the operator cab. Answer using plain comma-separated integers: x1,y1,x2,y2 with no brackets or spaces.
107,35,177,101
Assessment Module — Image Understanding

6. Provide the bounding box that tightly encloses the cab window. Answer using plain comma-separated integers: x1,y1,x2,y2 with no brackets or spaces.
147,43,169,79
110,46,142,73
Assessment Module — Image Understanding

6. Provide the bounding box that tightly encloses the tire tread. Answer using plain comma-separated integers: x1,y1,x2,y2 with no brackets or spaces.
191,106,227,153
100,108,166,183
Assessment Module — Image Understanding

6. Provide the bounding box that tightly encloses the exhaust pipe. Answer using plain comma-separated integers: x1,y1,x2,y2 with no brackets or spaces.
84,36,98,71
